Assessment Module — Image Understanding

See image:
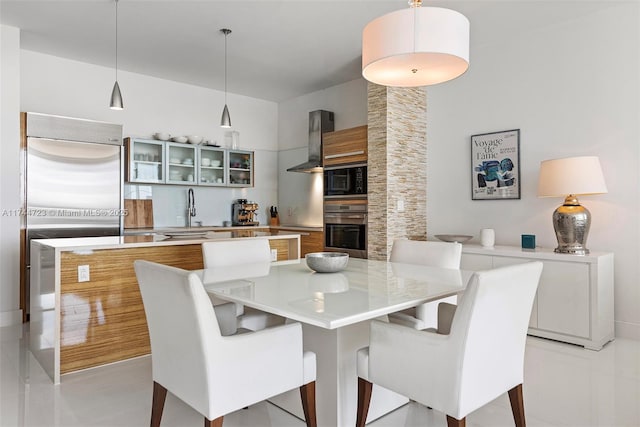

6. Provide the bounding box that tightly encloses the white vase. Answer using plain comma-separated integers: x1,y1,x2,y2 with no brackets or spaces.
480,228,495,248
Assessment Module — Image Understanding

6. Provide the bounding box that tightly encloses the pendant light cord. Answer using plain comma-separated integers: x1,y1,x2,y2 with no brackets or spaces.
221,29,231,104
115,0,119,80
224,30,227,104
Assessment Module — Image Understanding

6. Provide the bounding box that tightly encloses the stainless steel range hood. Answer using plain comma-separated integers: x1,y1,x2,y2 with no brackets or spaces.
287,110,335,173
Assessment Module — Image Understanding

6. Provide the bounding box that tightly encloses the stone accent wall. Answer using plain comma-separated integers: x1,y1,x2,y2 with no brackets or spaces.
367,84,427,261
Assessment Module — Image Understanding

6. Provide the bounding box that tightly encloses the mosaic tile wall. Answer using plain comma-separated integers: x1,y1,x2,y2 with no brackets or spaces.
367,83,427,261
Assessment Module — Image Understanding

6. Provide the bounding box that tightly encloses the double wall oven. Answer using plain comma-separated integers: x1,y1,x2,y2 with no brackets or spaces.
323,163,368,258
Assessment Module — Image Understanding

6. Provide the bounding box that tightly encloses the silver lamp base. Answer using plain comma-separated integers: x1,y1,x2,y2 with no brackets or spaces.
552,195,591,255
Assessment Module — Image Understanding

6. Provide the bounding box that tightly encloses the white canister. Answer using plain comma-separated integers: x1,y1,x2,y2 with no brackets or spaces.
480,228,495,248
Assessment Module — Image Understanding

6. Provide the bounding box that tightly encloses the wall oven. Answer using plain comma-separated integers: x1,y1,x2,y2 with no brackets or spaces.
324,164,367,198
324,202,367,258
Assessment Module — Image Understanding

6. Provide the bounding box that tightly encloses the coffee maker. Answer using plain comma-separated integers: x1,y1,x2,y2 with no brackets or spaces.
231,199,259,226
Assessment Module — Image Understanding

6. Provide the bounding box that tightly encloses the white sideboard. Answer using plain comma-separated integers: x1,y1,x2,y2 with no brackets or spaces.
460,245,614,350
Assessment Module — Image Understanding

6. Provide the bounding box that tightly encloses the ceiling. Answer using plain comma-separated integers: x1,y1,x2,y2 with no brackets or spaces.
0,1,618,102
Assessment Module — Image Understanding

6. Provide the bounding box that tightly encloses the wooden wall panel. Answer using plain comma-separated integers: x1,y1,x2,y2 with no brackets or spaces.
268,239,290,261
57,236,299,375
59,244,203,374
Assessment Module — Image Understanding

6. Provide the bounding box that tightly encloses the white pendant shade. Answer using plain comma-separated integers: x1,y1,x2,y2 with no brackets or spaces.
362,6,470,87
537,156,608,197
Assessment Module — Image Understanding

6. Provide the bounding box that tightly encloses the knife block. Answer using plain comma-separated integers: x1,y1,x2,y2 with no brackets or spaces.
269,215,280,226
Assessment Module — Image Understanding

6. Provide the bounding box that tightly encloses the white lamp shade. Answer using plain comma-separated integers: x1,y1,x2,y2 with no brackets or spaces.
362,6,469,87
537,156,608,197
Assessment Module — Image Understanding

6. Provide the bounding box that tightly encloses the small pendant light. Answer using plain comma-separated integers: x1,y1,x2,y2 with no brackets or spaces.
220,28,232,128
110,0,123,110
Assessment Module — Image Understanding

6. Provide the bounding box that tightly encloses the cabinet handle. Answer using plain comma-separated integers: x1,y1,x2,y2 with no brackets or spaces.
324,150,365,160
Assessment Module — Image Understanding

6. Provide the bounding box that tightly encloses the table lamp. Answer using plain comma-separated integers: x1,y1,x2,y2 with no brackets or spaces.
537,156,607,255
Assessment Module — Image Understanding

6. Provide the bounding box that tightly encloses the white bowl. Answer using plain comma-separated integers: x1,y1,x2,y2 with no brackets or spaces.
201,158,211,166
305,252,349,273
153,132,171,141
183,158,193,165
187,135,203,144
170,158,181,164
171,136,188,143
211,160,222,167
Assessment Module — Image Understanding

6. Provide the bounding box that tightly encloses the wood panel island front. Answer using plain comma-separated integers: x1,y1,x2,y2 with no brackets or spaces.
29,230,301,384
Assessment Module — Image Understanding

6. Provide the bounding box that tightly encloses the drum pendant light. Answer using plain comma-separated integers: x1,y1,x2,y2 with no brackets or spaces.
362,0,470,87
109,0,123,110
220,28,232,128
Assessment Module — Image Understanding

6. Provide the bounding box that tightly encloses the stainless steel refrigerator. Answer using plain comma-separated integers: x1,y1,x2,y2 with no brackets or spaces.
20,112,123,320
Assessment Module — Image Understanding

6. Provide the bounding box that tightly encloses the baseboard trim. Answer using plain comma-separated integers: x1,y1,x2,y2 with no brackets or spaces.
615,320,640,341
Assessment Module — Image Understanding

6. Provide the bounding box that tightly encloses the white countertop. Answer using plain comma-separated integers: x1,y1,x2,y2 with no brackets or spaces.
31,230,301,251
461,244,612,261
200,258,471,329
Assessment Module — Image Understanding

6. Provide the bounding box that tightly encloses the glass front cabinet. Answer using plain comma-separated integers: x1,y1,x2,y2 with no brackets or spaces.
199,146,226,186
228,149,254,187
166,142,197,185
125,138,253,188
124,138,164,183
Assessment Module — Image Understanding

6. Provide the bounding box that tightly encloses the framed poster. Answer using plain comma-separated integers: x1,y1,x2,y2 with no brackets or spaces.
471,129,520,200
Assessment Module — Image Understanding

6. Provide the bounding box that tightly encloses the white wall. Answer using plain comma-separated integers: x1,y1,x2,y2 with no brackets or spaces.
426,3,640,339
0,26,22,326
0,46,279,325
20,50,279,228
277,78,368,226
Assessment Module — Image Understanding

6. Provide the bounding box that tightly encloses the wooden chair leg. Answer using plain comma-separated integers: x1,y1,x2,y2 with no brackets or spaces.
446,415,466,427
204,416,223,427
356,377,373,427
508,383,526,427
151,381,168,427
300,381,317,427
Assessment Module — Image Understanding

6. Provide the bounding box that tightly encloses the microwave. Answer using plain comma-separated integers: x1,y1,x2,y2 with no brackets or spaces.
323,164,367,197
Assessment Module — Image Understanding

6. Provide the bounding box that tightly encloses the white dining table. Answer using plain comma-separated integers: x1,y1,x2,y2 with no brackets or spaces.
198,258,471,427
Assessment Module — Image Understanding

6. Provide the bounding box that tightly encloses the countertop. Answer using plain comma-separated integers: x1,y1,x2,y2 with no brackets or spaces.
32,230,302,251
124,225,268,235
461,243,612,260
270,225,323,232
124,224,322,235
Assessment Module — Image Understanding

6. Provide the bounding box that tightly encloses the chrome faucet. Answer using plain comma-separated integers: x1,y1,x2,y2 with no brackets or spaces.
187,188,196,227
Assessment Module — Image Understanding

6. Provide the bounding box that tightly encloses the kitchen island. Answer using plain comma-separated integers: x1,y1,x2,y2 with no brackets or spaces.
29,230,301,384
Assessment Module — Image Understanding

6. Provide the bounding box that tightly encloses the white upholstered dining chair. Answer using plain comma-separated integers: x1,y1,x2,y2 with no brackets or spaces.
134,260,317,427
356,261,543,427
388,239,462,330
202,239,284,331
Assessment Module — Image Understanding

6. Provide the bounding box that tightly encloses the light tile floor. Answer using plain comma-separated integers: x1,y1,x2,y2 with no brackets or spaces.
1,324,638,427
